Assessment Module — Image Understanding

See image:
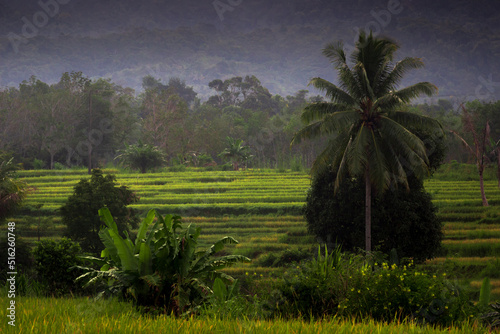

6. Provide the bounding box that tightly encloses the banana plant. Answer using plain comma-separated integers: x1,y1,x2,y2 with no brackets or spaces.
76,207,250,315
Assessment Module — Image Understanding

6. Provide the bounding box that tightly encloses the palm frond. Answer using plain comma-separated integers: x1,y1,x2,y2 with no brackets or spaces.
322,41,348,68
367,130,393,192
381,57,426,92
291,121,324,146
389,111,443,134
320,110,360,134
450,130,476,160
392,82,438,103
381,116,429,160
378,139,409,190
309,129,352,178
333,135,354,192
352,31,398,84
355,63,376,100
300,102,346,124
291,110,358,145
322,41,364,98
308,77,356,105
380,116,429,179
337,64,363,98
372,59,394,97
347,123,370,178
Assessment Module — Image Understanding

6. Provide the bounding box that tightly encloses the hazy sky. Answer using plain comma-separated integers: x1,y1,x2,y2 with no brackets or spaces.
1,0,499,101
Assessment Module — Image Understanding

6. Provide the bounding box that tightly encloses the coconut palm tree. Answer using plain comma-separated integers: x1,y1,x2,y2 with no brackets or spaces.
115,142,166,173
218,137,252,170
292,31,443,251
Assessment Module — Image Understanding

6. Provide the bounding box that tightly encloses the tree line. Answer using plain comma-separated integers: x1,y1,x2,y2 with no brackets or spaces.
0,71,499,171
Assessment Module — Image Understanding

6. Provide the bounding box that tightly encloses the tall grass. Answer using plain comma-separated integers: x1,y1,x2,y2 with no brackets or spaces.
0,296,487,333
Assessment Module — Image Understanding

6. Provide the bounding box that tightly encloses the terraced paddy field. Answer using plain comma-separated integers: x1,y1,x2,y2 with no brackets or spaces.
6,165,500,299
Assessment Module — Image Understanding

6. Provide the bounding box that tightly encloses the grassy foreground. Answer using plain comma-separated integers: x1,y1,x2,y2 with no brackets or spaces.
0,296,486,333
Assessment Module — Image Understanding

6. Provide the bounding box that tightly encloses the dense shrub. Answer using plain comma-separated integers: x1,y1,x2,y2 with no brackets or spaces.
0,237,33,279
32,158,46,169
304,171,443,262
33,237,85,296
268,247,478,325
168,164,187,172
60,169,139,254
338,262,478,326
257,248,314,267
267,246,361,319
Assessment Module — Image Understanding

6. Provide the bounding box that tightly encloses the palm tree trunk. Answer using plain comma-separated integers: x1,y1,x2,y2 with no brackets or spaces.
365,167,372,252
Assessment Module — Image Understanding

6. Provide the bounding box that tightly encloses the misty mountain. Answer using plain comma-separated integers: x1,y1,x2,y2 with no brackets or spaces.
0,0,499,102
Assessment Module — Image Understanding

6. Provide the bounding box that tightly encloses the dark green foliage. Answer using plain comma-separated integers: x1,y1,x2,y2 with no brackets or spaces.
60,169,139,254
338,262,478,326
0,237,33,279
32,158,46,170
115,142,166,173
0,155,28,223
168,164,187,172
482,302,500,330
480,259,500,278
218,137,253,171
257,248,313,267
304,170,443,262
77,207,250,316
268,246,360,319
32,237,84,296
269,247,478,325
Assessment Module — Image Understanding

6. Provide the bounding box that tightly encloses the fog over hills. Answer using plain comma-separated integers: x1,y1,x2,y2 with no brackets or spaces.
0,0,499,102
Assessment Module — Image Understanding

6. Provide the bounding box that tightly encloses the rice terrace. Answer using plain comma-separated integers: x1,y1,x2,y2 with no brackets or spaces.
2,162,500,332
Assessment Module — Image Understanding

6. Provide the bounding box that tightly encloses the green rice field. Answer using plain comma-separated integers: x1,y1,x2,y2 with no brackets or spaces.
5,164,500,300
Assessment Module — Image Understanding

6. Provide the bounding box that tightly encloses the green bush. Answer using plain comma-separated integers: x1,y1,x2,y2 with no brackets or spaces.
168,164,187,172
268,248,478,325
33,158,46,169
53,162,66,170
198,278,262,320
216,163,233,171
338,261,478,326
60,169,139,254
290,155,304,172
268,246,361,319
257,248,313,267
480,259,500,278
0,237,33,280
33,237,85,296
304,170,443,262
